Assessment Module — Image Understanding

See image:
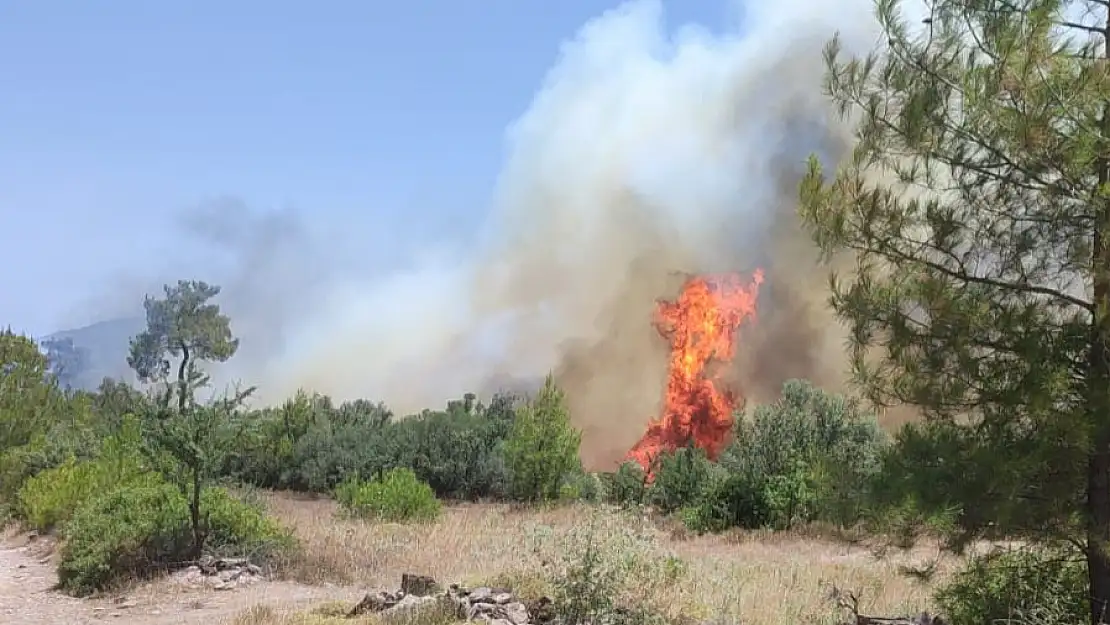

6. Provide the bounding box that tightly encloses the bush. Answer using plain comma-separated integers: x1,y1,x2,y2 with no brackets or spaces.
17,458,153,533
292,418,394,492
198,488,297,562
934,545,1087,625
680,472,772,533
0,421,101,502
503,375,582,502
58,479,295,595
718,379,886,527
601,462,649,508
58,480,192,594
648,447,720,514
16,421,148,533
559,470,604,503
254,393,515,501
334,468,442,523
389,407,513,501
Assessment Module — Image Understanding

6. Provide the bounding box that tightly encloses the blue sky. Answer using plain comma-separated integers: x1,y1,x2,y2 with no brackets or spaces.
0,0,735,337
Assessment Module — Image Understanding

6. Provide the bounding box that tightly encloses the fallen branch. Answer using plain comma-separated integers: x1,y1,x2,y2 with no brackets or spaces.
826,583,947,625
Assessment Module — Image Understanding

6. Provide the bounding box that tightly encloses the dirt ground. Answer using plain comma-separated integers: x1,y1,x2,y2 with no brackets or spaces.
0,528,357,625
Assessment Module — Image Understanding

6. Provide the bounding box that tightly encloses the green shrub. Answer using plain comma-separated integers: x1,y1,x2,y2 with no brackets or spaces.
389,407,513,500
600,462,649,508
680,472,772,533
719,379,886,527
558,471,603,503
16,420,149,533
0,421,100,501
17,458,152,533
503,375,582,502
334,468,442,523
648,447,720,514
759,460,820,529
58,480,295,596
275,394,515,500
934,546,1087,625
199,488,297,562
58,480,192,594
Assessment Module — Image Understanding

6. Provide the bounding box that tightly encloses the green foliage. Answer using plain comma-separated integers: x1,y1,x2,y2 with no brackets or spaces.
935,546,1088,625
14,414,149,532
503,375,582,502
867,420,1060,548
228,392,515,501
334,468,442,523
648,446,721,514
558,470,603,503
196,488,296,561
645,380,885,533
221,390,337,490
679,472,771,534
601,462,649,508
0,329,74,453
126,280,239,386
798,0,1110,619
58,479,191,594
58,479,293,595
0,426,96,502
719,379,886,528
389,399,514,500
126,279,255,559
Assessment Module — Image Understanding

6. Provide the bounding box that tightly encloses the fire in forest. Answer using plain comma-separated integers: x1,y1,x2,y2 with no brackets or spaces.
625,268,765,476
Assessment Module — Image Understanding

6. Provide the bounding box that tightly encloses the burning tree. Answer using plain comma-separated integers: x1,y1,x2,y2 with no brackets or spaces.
625,268,764,476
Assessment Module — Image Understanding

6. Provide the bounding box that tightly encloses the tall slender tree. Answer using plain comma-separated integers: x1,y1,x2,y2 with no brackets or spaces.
800,0,1110,621
128,280,249,557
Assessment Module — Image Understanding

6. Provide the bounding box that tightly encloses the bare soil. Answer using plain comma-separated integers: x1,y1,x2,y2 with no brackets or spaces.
0,529,354,625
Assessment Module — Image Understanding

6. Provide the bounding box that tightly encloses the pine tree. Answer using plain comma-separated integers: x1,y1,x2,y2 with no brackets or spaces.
503,374,582,502
799,1,1110,621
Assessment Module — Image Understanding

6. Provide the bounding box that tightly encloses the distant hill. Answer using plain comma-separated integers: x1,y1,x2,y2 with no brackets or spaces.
44,316,144,390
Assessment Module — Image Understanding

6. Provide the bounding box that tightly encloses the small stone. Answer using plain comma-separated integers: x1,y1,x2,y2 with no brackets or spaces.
217,569,241,582
469,587,493,603
468,602,498,619
400,573,439,596
504,602,530,624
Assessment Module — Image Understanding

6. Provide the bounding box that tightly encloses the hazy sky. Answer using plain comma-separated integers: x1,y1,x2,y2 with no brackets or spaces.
0,0,739,337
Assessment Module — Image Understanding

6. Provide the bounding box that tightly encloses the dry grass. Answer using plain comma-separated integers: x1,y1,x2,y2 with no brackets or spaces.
226,600,462,625
255,492,962,625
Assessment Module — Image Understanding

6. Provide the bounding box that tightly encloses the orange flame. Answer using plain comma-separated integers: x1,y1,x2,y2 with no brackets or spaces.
625,268,764,477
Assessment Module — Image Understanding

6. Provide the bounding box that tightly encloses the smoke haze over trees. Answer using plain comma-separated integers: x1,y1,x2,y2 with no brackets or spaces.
40,0,931,470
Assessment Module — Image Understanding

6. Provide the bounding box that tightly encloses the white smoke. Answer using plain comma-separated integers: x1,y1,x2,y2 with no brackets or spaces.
71,0,932,467
247,0,922,465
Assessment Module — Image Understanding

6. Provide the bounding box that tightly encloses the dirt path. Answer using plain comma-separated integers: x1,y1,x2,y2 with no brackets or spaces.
0,531,355,624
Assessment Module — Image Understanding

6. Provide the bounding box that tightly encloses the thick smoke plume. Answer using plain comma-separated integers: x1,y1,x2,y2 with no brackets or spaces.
69,0,929,469
264,0,909,469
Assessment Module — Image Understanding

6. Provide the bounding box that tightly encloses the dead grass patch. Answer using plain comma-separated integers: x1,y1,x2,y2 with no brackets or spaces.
263,492,960,625
225,599,463,625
